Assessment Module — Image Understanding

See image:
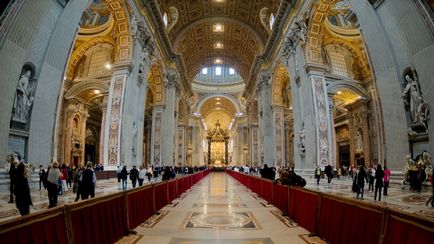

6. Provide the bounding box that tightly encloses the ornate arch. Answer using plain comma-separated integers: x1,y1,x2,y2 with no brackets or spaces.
66,36,116,80
64,80,110,100
327,80,371,100
271,64,290,106
147,62,165,104
322,38,371,80
306,0,340,64
195,94,242,115
101,0,131,63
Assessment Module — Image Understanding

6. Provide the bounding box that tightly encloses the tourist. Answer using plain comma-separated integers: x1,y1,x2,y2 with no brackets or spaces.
356,165,366,199
38,165,46,190
130,165,139,188
138,166,146,186
73,164,84,202
117,165,121,182
147,166,153,181
260,164,275,180
162,166,172,181
314,166,321,185
415,165,426,192
374,165,384,201
60,164,68,195
8,159,18,203
13,162,33,216
120,166,128,190
275,169,290,186
67,165,73,188
80,162,96,199
46,161,62,208
368,165,375,191
324,164,333,183
383,165,391,196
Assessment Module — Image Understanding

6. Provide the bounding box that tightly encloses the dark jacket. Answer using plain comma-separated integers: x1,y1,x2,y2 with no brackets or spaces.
130,168,139,181
356,168,366,186
14,174,32,209
120,168,128,180
375,169,384,188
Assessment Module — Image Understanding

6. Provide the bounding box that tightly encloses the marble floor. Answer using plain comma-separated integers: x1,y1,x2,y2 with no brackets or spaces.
117,173,325,244
1,172,432,243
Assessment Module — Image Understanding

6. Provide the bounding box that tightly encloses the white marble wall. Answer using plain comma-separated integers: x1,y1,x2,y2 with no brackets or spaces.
0,0,88,164
348,0,434,170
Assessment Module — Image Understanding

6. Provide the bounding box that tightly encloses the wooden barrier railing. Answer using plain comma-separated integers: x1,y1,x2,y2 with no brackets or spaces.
226,170,434,244
0,169,210,244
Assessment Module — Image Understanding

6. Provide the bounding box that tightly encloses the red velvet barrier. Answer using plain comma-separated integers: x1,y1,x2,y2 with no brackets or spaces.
272,183,289,213
154,182,169,211
251,177,262,195
261,179,273,203
383,211,434,244
168,179,178,202
178,177,187,194
70,194,127,244
319,195,383,244
127,186,155,229
288,188,319,233
0,209,67,244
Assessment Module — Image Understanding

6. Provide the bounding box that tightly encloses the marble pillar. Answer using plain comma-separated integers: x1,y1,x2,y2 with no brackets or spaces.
104,70,129,167
328,95,337,168
273,107,285,166
177,126,186,166
99,96,108,165
150,106,163,166
160,72,178,166
310,73,333,168
258,72,276,166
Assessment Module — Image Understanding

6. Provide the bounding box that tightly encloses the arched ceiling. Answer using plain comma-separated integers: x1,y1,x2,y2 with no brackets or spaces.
199,96,237,130
156,0,281,82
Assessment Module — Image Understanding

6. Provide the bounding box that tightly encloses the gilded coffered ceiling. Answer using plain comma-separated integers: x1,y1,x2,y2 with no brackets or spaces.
156,0,281,82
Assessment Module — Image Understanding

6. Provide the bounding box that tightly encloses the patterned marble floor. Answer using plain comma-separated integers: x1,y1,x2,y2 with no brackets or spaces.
117,173,324,244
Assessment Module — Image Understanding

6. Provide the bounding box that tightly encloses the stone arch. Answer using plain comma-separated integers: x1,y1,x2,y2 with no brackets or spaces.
195,94,242,116
147,62,165,104
64,80,110,100
306,0,340,63
66,36,116,80
271,64,290,106
100,0,131,63
322,39,371,80
327,80,371,100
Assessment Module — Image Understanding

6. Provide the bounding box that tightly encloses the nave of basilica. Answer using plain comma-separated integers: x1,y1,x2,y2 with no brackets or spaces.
0,0,433,243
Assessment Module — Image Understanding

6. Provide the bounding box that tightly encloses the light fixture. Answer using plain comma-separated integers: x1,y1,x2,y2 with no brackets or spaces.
214,42,223,49
289,106,293,110
105,63,111,70
215,97,221,101
215,59,222,64
93,89,101,95
213,24,224,32
216,101,221,105
337,90,342,95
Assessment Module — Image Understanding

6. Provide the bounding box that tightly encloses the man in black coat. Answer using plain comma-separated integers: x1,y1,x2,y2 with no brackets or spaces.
324,164,333,183
8,161,17,203
130,165,139,188
80,162,96,200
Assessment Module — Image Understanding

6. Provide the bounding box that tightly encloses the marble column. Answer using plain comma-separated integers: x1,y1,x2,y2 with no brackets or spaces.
273,107,285,166
328,95,337,168
348,113,356,166
104,69,129,167
99,96,108,165
249,125,259,166
177,126,186,166
309,72,333,168
160,71,178,166
258,72,276,166
63,103,75,166
80,111,89,164
150,106,163,166
360,103,371,166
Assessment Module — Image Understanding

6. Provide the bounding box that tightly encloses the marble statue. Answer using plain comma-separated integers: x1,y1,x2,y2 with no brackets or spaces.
132,121,138,161
402,154,416,186
298,127,306,156
402,74,422,123
12,69,34,123
131,15,138,37
402,71,430,134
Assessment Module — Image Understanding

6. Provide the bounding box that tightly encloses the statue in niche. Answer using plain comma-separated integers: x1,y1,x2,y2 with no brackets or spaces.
12,68,35,123
401,68,430,134
298,122,306,156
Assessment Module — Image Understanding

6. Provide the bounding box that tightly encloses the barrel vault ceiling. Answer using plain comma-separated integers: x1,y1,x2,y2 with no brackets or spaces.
155,0,282,82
